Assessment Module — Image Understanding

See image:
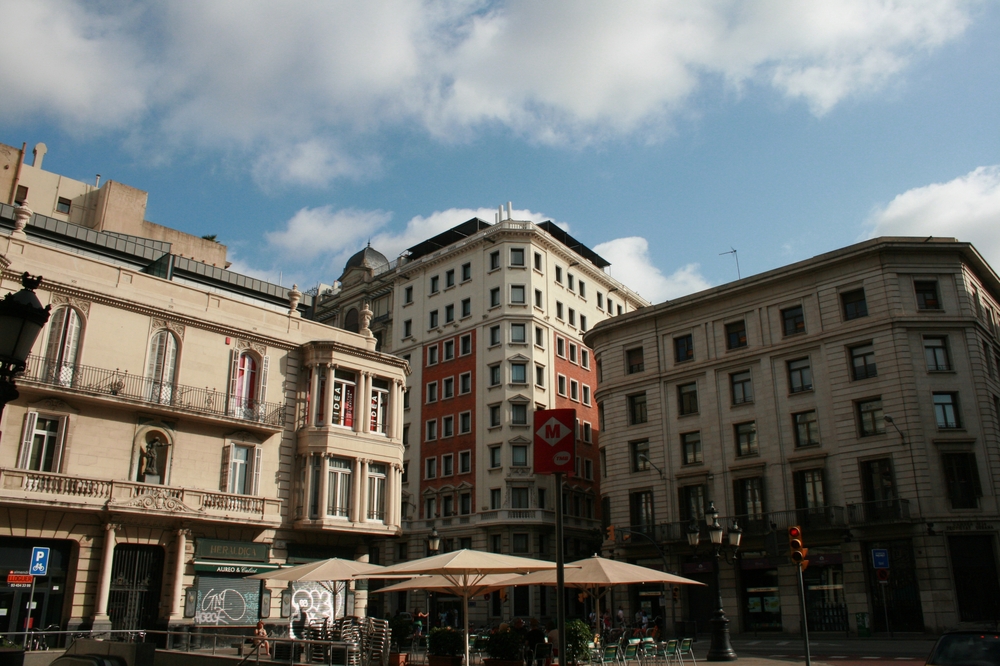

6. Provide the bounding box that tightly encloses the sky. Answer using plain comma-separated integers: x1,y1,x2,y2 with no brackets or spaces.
2,0,1000,303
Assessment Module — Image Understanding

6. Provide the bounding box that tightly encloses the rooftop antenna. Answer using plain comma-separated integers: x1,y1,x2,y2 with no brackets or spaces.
720,247,740,280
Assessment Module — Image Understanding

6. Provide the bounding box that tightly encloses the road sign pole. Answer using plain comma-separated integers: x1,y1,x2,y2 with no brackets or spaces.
881,582,892,638
26,574,36,650
796,563,811,666
555,471,566,666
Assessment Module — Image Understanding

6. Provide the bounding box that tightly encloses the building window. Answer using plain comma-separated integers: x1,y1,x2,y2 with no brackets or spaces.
735,422,758,456
17,413,65,472
370,379,390,433
459,412,471,434
674,334,694,362
458,493,471,515
442,454,454,476
510,248,525,266
443,339,454,360
842,289,868,320
535,364,545,386
445,304,455,323
558,375,567,396
857,398,884,436
555,266,563,283
628,393,648,425
579,281,586,298
445,269,455,288
794,469,825,510
327,370,358,428
489,447,502,469
934,392,961,428
630,491,655,532
426,382,438,403
511,285,526,304
850,343,877,379
627,347,644,373
731,370,753,405
568,274,575,291
580,315,588,331
490,488,501,509
490,287,501,308
430,275,439,294
511,362,527,384
404,286,413,304
459,372,472,394
489,364,501,386
511,444,528,467
460,334,472,355
429,310,439,328
511,487,529,509
569,309,576,326
425,420,438,441
44,306,83,387
460,450,471,473
511,403,528,425
427,345,439,366
630,440,650,472
556,302,564,319
726,321,747,349
489,404,501,428
678,383,698,415
534,289,543,308
489,251,500,270
425,457,437,479
511,323,526,343
570,380,579,401
535,326,545,347
582,385,591,405
569,343,577,363
581,349,590,369
788,358,813,393
782,305,805,336
534,252,543,271
442,416,454,438
941,452,982,509
794,410,819,447
681,432,702,465
679,484,706,522
735,477,765,518
489,325,501,346
367,463,387,521
584,458,593,479
924,336,951,371
424,497,437,519
442,495,454,517
511,533,529,553
224,443,260,495
146,329,179,404
403,319,412,337
461,298,471,318
557,337,565,357
583,421,592,442
326,458,352,517
915,280,941,309
462,262,472,281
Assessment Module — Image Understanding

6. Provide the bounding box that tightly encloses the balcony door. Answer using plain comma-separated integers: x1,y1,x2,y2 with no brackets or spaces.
44,306,82,387
861,458,898,522
146,330,178,404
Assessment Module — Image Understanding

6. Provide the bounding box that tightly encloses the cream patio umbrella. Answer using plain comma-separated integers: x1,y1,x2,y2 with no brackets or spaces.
503,555,706,635
248,557,387,620
361,550,568,666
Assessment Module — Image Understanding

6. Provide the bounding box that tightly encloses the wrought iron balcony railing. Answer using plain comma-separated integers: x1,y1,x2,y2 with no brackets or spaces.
846,498,911,525
19,354,284,427
619,506,849,546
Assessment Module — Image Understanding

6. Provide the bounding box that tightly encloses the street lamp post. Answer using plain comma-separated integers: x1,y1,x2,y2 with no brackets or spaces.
0,273,51,416
427,528,441,626
687,501,742,661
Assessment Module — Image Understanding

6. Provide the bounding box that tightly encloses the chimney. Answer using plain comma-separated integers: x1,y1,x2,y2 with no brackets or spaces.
32,143,47,170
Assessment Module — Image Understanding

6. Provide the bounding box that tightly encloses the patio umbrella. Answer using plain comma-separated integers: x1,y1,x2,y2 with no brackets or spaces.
503,555,705,633
248,557,388,620
360,550,566,666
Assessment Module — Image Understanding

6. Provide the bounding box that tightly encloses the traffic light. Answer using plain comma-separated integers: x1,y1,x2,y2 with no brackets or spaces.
578,592,587,603
788,525,809,570
499,589,508,602
606,525,615,542
671,586,680,602
622,531,631,543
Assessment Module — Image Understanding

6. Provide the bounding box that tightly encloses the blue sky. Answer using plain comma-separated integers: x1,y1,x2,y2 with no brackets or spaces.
3,1,1000,302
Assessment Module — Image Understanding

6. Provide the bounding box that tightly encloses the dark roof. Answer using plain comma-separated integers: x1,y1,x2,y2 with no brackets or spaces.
406,218,492,261
538,221,610,269
344,245,389,273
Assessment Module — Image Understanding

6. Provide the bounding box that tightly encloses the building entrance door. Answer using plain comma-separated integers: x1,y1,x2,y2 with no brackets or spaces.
108,545,164,631
948,535,1000,621
864,540,923,633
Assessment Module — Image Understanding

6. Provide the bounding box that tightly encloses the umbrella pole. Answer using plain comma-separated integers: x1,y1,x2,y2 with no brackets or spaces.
463,594,470,666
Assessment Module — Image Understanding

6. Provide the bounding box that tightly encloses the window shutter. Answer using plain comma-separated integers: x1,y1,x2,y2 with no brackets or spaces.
220,443,232,493
970,454,983,498
258,355,269,420
51,416,68,473
45,308,66,367
17,412,38,469
252,445,262,496
227,350,240,416
62,309,81,367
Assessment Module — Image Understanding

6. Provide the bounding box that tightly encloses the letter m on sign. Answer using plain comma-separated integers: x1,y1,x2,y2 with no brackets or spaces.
534,408,576,475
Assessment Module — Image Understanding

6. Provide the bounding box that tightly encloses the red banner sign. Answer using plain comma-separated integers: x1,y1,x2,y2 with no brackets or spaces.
533,408,576,475
7,571,32,588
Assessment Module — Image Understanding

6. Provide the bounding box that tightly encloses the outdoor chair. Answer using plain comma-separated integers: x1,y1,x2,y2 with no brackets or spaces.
677,638,696,666
533,642,554,666
622,640,641,666
600,644,622,666
661,640,678,666
409,635,426,666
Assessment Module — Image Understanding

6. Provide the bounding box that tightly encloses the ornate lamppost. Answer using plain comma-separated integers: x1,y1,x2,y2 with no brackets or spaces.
0,273,51,416
427,528,441,626
687,501,742,661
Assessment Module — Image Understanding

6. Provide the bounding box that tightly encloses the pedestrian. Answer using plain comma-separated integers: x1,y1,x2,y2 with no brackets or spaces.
617,606,625,628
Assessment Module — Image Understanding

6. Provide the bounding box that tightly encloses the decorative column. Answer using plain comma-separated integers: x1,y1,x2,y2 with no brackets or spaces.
350,458,363,522
390,379,403,439
354,373,367,433
93,522,118,628
358,459,369,523
361,373,372,434
324,363,336,426
318,455,330,519
384,464,396,528
170,529,190,621
308,364,320,427
353,548,369,617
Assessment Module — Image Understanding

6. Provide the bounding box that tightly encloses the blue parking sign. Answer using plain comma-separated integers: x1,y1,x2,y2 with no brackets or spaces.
30,546,49,576
871,548,889,569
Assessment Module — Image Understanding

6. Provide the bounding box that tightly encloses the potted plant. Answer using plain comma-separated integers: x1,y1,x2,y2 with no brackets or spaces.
484,629,524,666
563,620,591,666
426,627,464,666
389,615,415,666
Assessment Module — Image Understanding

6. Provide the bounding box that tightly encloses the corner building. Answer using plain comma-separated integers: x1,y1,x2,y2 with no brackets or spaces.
0,142,407,635
585,237,1000,636
313,211,648,622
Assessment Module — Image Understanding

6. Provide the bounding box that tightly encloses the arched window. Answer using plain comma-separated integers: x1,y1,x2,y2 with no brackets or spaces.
229,350,269,420
344,308,359,333
146,330,178,404
44,307,82,387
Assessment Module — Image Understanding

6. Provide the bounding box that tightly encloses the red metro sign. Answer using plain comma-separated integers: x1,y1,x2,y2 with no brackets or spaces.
533,408,576,475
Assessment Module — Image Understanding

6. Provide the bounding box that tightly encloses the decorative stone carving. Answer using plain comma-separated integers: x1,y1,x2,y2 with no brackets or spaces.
13,202,31,238
288,284,302,317
51,293,91,317
110,488,203,513
234,339,267,356
360,302,373,338
152,318,185,340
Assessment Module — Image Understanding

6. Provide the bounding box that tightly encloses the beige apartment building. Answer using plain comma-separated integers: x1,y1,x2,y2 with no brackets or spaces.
0,143,407,635
585,237,1000,636
312,210,648,622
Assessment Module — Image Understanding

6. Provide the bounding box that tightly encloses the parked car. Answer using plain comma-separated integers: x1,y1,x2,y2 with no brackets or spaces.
926,631,1000,665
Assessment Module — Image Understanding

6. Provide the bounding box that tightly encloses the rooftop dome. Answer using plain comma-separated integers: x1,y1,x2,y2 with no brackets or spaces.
343,244,389,273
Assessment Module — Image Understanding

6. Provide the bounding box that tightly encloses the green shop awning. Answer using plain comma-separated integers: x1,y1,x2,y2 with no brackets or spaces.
194,560,281,575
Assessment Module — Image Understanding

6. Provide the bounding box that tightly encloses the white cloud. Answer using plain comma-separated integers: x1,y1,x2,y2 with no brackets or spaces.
594,237,711,302
867,166,1000,265
265,206,393,260
0,1,975,185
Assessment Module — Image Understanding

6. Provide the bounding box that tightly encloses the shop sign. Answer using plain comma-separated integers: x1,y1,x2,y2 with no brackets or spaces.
6,571,32,588
194,561,280,575
681,561,715,574
740,557,778,570
808,553,842,567
195,539,269,562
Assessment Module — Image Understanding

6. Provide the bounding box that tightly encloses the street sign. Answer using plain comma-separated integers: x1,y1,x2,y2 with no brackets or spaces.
871,548,889,569
876,568,890,583
30,547,49,576
6,571,32,588
533,408,576,475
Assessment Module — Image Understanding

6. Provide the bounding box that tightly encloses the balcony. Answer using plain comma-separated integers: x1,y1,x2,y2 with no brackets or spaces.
846,499,912,525
0,467,282,525
619,506,849,546
18,355,284,429
409,509,600,531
